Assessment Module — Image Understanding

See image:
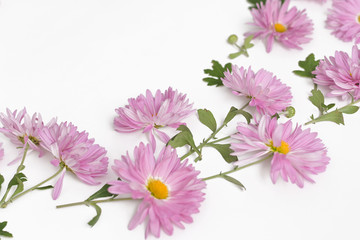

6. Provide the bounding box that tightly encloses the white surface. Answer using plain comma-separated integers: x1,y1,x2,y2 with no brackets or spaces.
0,0,359,239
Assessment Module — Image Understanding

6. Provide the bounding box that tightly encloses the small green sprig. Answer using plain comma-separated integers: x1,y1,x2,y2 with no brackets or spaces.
227,34,254,59
0,221,13,238
203,60,232,87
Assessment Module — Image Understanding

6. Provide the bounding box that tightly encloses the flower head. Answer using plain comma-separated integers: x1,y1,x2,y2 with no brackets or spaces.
0,108,56,162
246,0,313,52
313,45,360,100
222,65,292,115
326,0,360,42
108,143,206,238
230,116,329,188
114,87,195,148
39,122,108,199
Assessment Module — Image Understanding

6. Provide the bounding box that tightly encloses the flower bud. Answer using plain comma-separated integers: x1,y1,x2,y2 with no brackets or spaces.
227,34,238,44
285,106,296,118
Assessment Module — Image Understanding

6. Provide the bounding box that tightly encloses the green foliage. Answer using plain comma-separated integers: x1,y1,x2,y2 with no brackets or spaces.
224,106,252,125
0,174,4,192
203,60,231,87
6,173,27,198
35,185,54,190
293,53,320,78
247,0,285,9
198,109,217,133
309,89,336,115
311,110,344,125
86,183,117,201
221,174,246,190
0,221,13,238
207,143,238,163
87,203,102,227
228,35,254,59
340,105,359,114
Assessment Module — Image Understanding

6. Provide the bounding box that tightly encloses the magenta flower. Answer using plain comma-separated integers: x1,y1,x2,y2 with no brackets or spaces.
114,87,195,148
245,0,313,52
230,116,329,188
39,122,108,199
222,65,292,115
326,0,360,42
313,45,360,100
0,108,56,163
108,143,206,238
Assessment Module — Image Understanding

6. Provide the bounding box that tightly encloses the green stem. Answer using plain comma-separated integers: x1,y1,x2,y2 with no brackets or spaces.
180,101,250,160
56,197,132,209
208,136,231,144
305,99,360,125
202,155,272,181
1,166,65,208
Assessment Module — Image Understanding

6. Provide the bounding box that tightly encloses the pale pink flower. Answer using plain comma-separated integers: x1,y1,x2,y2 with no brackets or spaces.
222,65,292,115
230,116,329,188
114,87,195,148
108,143,206,238
326,0,360,42
0,143,4,161
39,122,108,199
313,45,360,100
246,0,313,52
0,108,56,163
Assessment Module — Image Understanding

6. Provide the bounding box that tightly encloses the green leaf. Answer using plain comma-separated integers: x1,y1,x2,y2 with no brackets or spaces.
198,109,217,133
228,52,242,59
315,110,344,125
203,60,232,87
326,103,335,111
35,185,54,190
207,143,238,163
87,203,102,227
7,173,27,198
87,183,117,201
0,221,13,238
0,174,4,192
309,89,325,112
340,105,359,114
167,125,196,149
221,174,246,190
224,107,252,125
293,53,320,78
243,35,254,49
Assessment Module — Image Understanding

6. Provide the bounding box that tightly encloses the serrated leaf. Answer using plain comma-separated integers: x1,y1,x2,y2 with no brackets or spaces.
293,53,320,78
221,174,246,190
340,105,359,114
198,109,217,133
35,185,54,190
7,173,27,198
203,60,231,87
0,174,4,192
309,89,325,112
87,203,102,227
0,221,13,238
87,183,117,201
207,143,238,163
315,110,344,125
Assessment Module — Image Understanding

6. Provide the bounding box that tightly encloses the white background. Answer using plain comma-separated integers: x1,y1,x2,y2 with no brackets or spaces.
0,0,359,239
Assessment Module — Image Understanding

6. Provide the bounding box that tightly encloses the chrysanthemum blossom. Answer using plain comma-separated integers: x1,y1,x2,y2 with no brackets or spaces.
114,87,195,148
108,143,206,238
222,65,292,115
39,122,108,199
313,45,360,100
326,0,360,42
0,108,56,163
230,116,329,188
245,0,313,52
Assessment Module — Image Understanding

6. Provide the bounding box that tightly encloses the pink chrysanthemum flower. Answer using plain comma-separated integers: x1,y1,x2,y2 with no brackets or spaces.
222,65,292,115
326,0,360,42
230,116,329,188
114,87,195,148
0,108,56,163
246,0,313,52
39,122,108,199
108,143,206,238
313,45,360,100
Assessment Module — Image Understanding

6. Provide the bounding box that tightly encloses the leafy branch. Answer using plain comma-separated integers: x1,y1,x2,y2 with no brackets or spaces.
227,34,254,59
203,60,232,87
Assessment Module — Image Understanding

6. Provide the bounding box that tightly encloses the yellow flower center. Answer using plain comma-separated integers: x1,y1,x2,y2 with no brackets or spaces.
274,23,287,33
147,178,169,199
267,140,291,154
357,15,360,24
